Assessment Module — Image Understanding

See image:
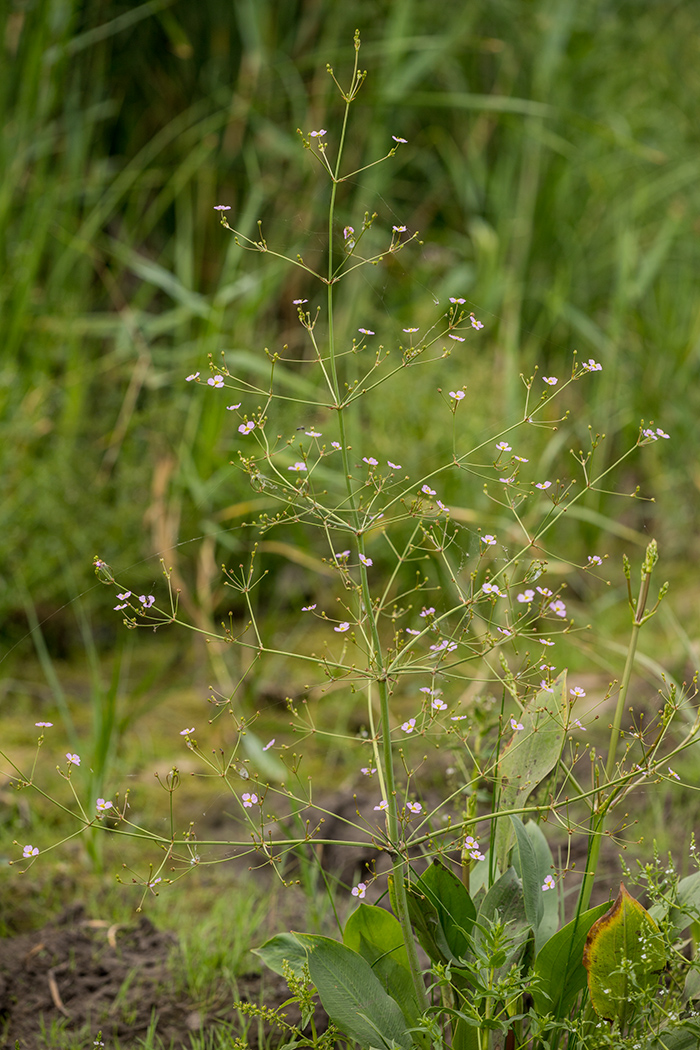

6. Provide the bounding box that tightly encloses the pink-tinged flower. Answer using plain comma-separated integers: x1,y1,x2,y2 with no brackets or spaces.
449,297,466,305
207,375,224,388
499,477,515,484
510,717,524,731
293,298,308,305
117,591,131,600
185,372,200,381
429,640,457,655
387,460,402,469
114,603,128,611
66,753,80,765
407,801,422,814
570,687,586,699
374,799,389,811
451,714,468,721
449,334,465,342
214,205,231,211
540,680,554,693
582,358,602,372
96,799,113,815
301,604,316,612
22,844,39,858
470,315,484,330
540,663,555,671
262,739,275,751
405,628,420,635
496,441,512,452
351,882,367,898
331,441,342,450
403,326,418,333
549,600,567,618
226,403,242,411
359,553,373,567
334,622,350,633
572,719,586,731
242,792,259,807
436,500,449,513
482,582,503,597
343,226,354,239
305,429,322,437
468,835,484,860
148,877,162,888
363,456,379,466
539,638,555,646
419,687,439,696
481,534,497,545
239,421,255,435
543,377,558,386
422,484,436,496
358,327,375,335
335,550,350,561
668,767,681,781
139,595,155,608
537,587,553,597
542,875,556,891
180,727,195,736
449,390,466,400
587,555,603,566
535,480,552,490
514,455,529,463
517,590,535,603
393,225,407,233
361,767,376,776
420,607,435,617
309,129,327,138
498,626,513,636
392,135,407,143
432,698,447,711
402,718,416,733
642,427,670,441
288,462,307,472
35,721,53,727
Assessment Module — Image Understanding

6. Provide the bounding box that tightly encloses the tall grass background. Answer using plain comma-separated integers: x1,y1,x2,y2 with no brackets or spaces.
2,0,699,651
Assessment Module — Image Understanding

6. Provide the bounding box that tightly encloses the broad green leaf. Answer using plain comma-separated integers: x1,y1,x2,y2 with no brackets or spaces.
343,905,420,1028
403,880,453,965
475,866,529,977
532,900,611,1018
525,821,559,949
583,884,666,1024
418,859,476,960
344,903,411,970
253,932,321,980
510,815,543,936
645,1028,700,1050
683,966,700,1002
495,672,569,872
306,936,412,1050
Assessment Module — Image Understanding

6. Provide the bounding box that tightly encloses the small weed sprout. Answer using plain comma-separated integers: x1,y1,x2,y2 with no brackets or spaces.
4,33,700,1050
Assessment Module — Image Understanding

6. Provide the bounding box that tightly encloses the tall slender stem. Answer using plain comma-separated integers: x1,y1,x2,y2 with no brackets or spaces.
578,541,659,912
323,43,428,1013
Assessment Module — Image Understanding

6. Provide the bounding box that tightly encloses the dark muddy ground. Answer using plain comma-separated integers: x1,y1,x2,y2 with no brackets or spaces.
0,903,309,1050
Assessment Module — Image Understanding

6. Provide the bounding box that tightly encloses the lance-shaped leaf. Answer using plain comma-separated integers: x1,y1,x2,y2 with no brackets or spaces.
305,936,413,1050
495,671,568,872
583,883,666,1025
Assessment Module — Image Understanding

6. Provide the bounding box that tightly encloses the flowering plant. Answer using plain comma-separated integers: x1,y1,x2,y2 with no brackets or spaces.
5,33,699,1050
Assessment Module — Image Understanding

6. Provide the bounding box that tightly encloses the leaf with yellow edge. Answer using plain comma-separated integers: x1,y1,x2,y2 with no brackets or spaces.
583,883,666,1025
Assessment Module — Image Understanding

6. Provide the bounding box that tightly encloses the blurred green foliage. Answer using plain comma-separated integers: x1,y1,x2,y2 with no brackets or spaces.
2,0,699,646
